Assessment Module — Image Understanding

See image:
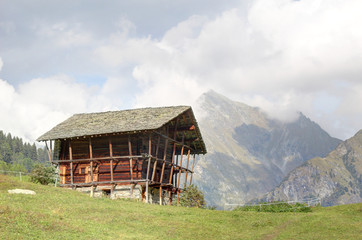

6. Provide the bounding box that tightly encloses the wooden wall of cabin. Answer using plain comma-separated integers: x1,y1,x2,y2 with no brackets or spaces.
58,133,177,185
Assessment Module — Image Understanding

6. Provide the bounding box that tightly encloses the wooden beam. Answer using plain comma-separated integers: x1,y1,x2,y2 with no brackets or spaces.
128,136,134,181
90,185,94,198
89,138,93,183
61,179,147,187
159,137,169,206
189,154,196,185
145,135,152,203
168,191,172,206
109,137,114,182
184,149,191,188
159,186,163,205
151,136,161,182
153,131,194,150
177,134,185,206
49,140,53,162
159,138,169,184
45,141,52,163
53,155,144,163
177,147,184,188
69,140,73,185
175,155,179,185
128,136,134,198
169,144,177,185
168,118,179,206
168,118,179,185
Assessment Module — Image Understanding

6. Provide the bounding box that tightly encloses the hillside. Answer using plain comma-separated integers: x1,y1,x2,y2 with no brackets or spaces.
0,130,49,172
193,90,341,208
263,130,362,206
1,175,361,239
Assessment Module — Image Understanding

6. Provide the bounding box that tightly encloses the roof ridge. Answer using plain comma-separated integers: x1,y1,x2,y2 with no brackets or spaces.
73,105,191,116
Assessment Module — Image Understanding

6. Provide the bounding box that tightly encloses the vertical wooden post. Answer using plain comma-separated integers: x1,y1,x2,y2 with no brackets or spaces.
145,135,152,203
177,146,184,206
184,150,191,188
168,142,177,206
159,138,169,205
159,187,163,205
109,137,114,182
189,154,196,185
49,140,53,162
128,136,134,198
151,136,161,182
169,191,172,205
159,139,169,185
69,140,73,185
90,185,94,198
45,141,51,162
176,134,185,206
128,136,134,181
89,138,94,184
168,118,179,205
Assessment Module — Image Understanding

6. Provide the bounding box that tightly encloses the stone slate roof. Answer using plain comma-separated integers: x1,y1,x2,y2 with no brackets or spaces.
37,106,192,141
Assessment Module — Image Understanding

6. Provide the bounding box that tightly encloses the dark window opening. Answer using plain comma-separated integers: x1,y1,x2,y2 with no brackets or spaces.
102,189,111,197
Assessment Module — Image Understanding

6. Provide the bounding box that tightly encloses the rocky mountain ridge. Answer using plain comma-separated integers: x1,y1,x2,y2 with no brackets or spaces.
193,90,342,208
262,130,362,206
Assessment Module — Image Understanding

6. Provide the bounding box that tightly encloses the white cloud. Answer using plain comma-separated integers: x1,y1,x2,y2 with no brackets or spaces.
1,0,361,141
35,22,92,47
124,0,362,139
0,75,119,142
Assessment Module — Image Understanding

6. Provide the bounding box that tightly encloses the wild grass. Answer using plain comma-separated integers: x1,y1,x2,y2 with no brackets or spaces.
235,202,312,212
1,175,361,240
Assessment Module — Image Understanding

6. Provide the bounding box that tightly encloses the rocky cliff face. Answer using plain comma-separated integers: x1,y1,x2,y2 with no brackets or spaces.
193,90,341,208
263,130,362,206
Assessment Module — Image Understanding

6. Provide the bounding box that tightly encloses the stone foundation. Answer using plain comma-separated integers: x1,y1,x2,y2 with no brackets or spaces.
74,184,172,205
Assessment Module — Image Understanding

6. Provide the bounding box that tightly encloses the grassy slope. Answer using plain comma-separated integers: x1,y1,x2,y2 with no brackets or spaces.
1,175,361,240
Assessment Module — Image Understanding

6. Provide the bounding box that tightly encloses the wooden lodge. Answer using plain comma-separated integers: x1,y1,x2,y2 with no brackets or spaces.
37,106,206,205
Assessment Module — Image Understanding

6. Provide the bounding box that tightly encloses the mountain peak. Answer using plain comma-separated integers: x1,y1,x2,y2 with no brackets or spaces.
354,129,362,137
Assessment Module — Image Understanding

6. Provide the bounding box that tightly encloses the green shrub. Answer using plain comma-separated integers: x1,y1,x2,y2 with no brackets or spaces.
179,184,206,208
29,164,56,185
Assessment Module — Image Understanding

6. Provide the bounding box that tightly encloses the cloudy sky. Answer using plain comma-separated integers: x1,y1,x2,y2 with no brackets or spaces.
0,0,361,142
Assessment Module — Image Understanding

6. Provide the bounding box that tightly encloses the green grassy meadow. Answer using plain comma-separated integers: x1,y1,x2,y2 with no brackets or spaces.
1,175,361,240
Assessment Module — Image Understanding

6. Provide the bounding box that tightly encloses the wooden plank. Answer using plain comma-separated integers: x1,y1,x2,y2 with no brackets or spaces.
109,137,114,182
189,154,195,185
53,155,144,163
69,140,73,185
184,149,191,188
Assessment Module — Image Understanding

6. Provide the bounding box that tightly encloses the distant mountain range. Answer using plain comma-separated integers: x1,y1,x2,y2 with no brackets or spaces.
193,90,342,208
263,130,362,206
